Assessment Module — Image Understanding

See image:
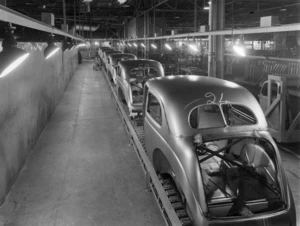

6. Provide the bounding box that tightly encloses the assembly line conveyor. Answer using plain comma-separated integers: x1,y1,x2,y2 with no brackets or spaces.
100,67,193,226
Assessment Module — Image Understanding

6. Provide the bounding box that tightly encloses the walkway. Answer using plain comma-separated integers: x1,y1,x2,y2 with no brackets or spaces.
0,61,164,226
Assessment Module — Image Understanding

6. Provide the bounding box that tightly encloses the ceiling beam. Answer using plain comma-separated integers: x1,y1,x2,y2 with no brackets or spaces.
0,5,83,40
124,23,300,40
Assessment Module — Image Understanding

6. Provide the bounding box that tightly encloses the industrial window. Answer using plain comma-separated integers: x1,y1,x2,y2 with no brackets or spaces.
147,93,162,125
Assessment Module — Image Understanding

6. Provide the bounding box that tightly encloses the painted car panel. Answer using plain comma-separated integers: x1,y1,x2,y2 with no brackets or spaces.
103,51,122,70
98,47,113,59
107,53,137,84
116,59,165,116
146,75,268,137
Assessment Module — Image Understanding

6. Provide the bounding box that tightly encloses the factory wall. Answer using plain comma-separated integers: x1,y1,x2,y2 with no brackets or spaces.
126,17,166,39
0,42,78,204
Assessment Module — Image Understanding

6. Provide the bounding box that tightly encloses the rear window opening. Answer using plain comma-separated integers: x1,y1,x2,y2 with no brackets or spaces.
129,67,159,79
189,103,257,129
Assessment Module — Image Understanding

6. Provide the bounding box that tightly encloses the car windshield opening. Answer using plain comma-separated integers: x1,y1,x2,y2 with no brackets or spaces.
130,67,159,79
130,67,159,104
195,137,285,218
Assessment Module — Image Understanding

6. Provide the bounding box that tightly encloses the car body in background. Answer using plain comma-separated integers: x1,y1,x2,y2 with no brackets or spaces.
98,48,114,66
102,50,122,71
107,53,137,84
98,47,113,59
143,75,296,226
116,59,164,117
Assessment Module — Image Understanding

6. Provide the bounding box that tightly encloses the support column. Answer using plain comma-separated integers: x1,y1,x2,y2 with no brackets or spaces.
194,0,197,32
62,0,66,25
0,0,6,6
153,10,156,36
144,11,150,58
208,0,225,78
216,0,224,79
61,0,68,32
74,0,76,35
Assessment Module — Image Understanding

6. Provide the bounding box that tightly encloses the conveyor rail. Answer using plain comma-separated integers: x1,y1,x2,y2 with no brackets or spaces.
100,68,191,226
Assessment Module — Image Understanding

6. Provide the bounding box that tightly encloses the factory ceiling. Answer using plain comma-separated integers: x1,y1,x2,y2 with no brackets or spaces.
2,0,300,39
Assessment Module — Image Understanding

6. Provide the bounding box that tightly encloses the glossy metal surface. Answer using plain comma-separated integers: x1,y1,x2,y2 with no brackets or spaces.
143,75,296,226
102,50,122,70
103,51,122,70
116,59,165,116
107,53,137,84
98,48,113,60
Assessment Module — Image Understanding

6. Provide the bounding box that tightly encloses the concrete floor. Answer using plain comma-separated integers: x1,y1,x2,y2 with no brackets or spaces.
0,61,164,226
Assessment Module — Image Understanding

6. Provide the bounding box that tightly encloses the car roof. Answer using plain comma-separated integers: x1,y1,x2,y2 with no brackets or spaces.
109,53,137,65
118,59,165,78
104,50,121,57
99,47,113,53
146,75,268,137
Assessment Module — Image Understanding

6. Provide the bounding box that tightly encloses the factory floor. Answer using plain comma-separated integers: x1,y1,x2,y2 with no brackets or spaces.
0,61,299,226
0,61,164,226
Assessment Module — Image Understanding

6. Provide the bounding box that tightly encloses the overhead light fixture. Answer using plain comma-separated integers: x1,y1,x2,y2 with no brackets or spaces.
133,43,138,47
151,43,157,49
128,43,132,47
280,7,287,11
44,34,60,60
165,43,172,51
0,24,29,78
141,43,146,48
233,35,246,57
118,0,127,3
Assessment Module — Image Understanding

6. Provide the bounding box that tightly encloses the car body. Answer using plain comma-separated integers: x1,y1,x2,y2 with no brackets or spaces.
98,48,114,66
143,75,296,226
151,53,177,75
107,53,137,84
99,47,113,59
116,59,165,116
102,50,122,71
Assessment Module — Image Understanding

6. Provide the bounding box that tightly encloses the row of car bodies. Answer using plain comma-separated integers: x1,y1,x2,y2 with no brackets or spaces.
107,53,137,84
99,47,165,117
98,46,296,226
115,59,165,116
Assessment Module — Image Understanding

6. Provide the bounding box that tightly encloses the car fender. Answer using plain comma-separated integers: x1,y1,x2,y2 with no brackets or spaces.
144,116,207,224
